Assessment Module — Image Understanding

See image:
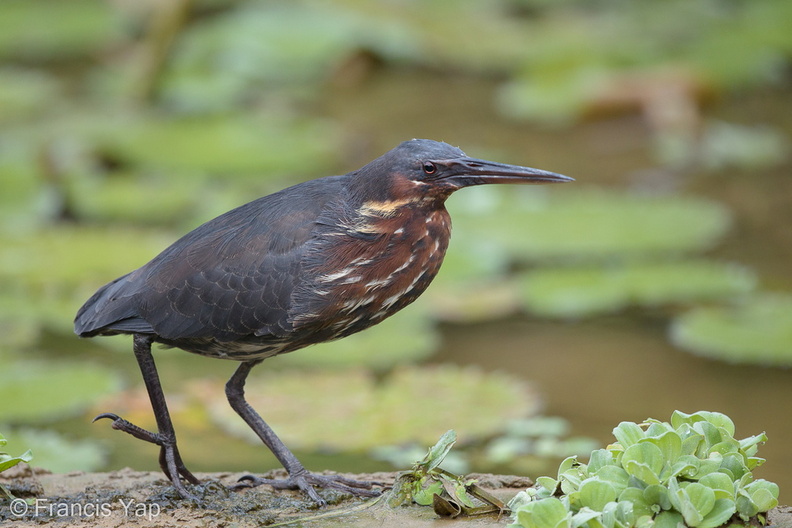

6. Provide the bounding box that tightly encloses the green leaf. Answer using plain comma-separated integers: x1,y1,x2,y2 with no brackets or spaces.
664,458,699,481
454,482,477,508
668,478,705,527
453,189,733,263
719,454,747,480
681,432,704,456
205,365,535,451
643,484,672,511
3,428,105,473
654,511,685,528
686,483,717,518
413,478,443,506
744,480,779,512
735,494,759,519
276,306,439,370
537,476,560,494
588,449,615,473
692,421,724,450
571,508,602,527
698,472,735,500
612,422,645,449
558,456,583,480
670,294,792,366
419,430,457,472
0,449,32,473
709,438,740,456
594,466,630,494
0,362,122,424
698,499,736,528
618,487,654,518
520,260,754,319
739,433,767,457
622,442,664,485
642,430,682,466
579,479,618,511
516,498,571,528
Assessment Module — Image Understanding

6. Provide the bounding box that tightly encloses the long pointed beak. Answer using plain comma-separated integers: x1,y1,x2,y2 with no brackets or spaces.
441,157,574,187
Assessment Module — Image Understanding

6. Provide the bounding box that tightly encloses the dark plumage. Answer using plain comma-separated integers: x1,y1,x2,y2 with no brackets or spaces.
75,139,572,503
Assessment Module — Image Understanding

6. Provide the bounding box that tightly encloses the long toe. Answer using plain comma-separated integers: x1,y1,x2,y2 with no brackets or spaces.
93,412,164,445
232,472,382,505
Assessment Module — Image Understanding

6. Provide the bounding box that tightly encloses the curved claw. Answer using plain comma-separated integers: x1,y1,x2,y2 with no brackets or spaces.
92,412,121,423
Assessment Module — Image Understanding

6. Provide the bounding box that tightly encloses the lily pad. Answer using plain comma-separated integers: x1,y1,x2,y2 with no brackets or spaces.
98,114,339,177
2,428,106,473
422,239,519,322
274,308,439,371
670,294,792,366
0,226,173,336
191,365,538,451
0,0,122,62
450,187,732,263
0,156,53,230
0,225,173,290
0,68,63,123
0,361,122,424
68,172,206,227
519,260,756,318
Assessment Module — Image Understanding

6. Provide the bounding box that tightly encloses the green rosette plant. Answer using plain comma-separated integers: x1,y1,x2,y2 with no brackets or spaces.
509,411,779,528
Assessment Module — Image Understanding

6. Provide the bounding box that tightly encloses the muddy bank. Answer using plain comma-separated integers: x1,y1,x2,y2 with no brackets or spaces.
1,464,533,527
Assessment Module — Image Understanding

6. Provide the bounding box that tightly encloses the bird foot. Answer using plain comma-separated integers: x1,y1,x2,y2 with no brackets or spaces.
231,470,382,506
93,412,201,500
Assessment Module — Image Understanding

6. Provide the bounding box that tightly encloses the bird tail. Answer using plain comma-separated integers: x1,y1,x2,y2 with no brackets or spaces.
74,272,153,337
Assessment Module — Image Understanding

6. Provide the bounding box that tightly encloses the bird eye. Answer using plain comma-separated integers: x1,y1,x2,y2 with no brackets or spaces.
422,162,437,175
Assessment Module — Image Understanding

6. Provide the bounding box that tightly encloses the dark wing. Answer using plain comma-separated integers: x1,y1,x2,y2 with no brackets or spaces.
74,176,344,342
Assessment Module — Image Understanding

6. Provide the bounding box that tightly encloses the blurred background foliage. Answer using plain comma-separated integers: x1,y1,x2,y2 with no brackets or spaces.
0,0,791,502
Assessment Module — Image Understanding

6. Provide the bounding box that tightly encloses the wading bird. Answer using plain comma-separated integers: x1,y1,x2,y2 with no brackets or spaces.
74,139,572,503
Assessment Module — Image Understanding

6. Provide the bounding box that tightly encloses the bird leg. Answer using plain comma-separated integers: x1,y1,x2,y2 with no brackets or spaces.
93,334,200,500
225,360,381,506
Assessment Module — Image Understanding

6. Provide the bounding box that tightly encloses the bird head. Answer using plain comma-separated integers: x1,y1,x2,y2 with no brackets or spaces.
350,139,573,204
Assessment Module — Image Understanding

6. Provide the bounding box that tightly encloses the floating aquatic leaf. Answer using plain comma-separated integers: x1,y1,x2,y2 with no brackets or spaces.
0,226,173,336
622,442,664,486
0,68,63,123
612,421,645,449
0,362,122,424
99,114,338,177
0,226,172,290
698,121,788,171
452,188,732,262
68,173,203,227
194,365,537,451
274,307,438,370
420,222,517,323
579,478,617,511
520,260,756,318
670,293,792,366
2,428,106,473
510,411,778,528
0,0,122,61
159,2,407,111
515,496,570,528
